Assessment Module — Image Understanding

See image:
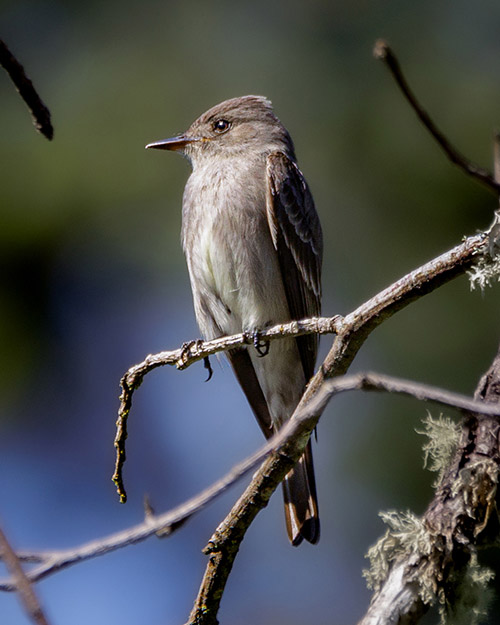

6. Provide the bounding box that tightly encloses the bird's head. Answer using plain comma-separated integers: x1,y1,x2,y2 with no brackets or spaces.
146,95,295,164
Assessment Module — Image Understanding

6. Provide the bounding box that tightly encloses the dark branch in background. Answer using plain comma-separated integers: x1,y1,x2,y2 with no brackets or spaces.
373,39,500,195
0,525,50,625
0,39,53,140
2,372,500,591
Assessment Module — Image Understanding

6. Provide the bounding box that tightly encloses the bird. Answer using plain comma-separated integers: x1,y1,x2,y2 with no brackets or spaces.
146,95,323,545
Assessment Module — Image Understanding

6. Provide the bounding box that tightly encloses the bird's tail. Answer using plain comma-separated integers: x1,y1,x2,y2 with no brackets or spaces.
282,440,320,546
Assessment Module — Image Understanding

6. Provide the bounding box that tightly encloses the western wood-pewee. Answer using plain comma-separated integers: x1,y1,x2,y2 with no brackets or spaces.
146,96,323,545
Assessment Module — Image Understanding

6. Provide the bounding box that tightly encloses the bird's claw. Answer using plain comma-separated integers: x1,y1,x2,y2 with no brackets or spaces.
203,356,213,382
252,330,270,357
180,339,203,357
180,340,213,381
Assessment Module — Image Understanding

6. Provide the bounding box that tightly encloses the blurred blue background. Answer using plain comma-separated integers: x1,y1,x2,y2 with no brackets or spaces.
1,1,500,623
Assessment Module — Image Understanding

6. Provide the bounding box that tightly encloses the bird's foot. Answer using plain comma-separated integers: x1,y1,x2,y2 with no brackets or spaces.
252,330,270,357
180,339,213,381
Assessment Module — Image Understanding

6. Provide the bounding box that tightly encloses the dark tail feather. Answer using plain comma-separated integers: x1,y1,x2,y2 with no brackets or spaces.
228,348,320,545
282,440,320,546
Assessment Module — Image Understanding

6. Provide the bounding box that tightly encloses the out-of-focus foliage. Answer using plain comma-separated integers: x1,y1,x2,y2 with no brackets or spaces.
1,1,500,624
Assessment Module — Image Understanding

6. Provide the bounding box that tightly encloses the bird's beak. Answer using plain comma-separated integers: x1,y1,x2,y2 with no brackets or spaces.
145,134,196,151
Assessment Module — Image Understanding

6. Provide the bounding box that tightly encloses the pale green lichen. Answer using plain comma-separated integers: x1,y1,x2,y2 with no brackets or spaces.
363,510,431,593
416,413,461,487
467,254,500,292
363,511,495,621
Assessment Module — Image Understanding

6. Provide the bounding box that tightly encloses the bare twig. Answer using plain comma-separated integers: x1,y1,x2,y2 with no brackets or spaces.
0,441,272,589
318,372,500,417
303,232,486,402
0,525,50,624
373,39,500,195
0,39,53,140
3,371,500,592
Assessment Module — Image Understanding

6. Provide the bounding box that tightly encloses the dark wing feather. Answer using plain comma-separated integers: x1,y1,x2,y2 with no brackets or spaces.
227,348,273,437
266,152,323,380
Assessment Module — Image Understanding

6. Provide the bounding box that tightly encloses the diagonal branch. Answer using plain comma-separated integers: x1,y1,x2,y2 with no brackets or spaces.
373,39,500,195
0,39,53,140
0,436,278,590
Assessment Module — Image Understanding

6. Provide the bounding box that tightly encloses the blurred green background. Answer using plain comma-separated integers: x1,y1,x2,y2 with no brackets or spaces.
2,1,500,624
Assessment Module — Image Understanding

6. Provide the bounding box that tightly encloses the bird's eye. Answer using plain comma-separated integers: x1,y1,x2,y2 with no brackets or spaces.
212,119,231,133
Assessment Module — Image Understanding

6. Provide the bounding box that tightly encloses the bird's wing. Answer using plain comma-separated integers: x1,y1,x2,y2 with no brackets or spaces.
266,151,323,380
227,348,274,437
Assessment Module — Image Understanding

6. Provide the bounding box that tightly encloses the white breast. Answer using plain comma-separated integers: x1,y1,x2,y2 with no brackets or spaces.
181,156,290,338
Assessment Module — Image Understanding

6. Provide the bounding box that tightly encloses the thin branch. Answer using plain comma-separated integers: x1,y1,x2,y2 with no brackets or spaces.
303,232,486,402
321,372,500,417
373,39,500,195
3,371,500,591
0,436,277,590
0,39,53,140
0,525,50,625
